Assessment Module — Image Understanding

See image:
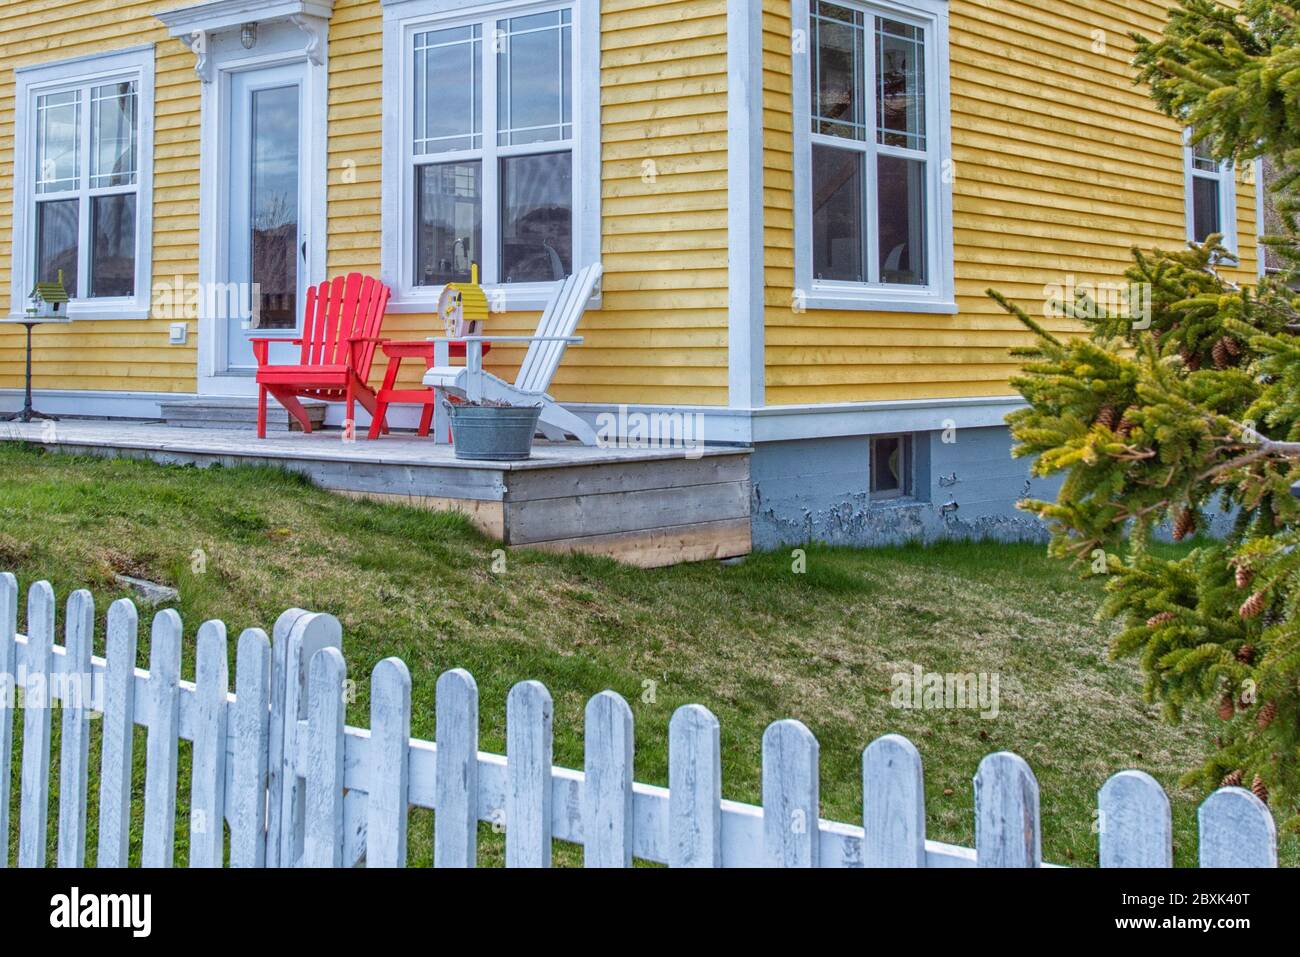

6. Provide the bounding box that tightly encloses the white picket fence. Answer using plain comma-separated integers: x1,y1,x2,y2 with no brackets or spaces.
0,575,1280,868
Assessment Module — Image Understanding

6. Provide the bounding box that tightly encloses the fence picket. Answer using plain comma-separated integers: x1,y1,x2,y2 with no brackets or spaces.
1198,787,1277,868
190,620,229,868
96,598,138,868
863,733,926,867
506,680,553,868
230,628,271,868
141,609,182,868
434,668,478,868
272,611,341,868
56,589,94,867
1098,770,1171,868
265,607,310,868
583,690,634,868
668,704,721,867
0,572,16,868
304,647,346,868
974,751,1041,867
366,658,411,868
17,580,54,868
762,719,820,867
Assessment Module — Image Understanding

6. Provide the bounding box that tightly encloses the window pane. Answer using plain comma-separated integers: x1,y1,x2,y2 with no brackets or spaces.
414,26,482,154
250,86,300,328
35,199,79,297
870,436,907,497
1192,138,1218,173
1192,175,1221,242
878,154,927,285
500,151,572,283
415,161,482,286
497,10,572,146
90,194,135,298
91,81,138,188
36,90,80,193
812,144,863,282
812,2,865,140
877,18,925,150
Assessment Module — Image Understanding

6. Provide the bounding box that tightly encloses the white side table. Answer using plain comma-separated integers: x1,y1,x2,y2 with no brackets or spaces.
0,314,71,423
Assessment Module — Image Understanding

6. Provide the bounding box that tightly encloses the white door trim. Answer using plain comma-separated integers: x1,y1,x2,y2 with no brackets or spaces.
185,22,329,396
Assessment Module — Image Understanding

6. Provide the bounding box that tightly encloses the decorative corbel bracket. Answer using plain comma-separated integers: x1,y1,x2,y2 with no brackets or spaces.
290,14,327,67
186,29,214,84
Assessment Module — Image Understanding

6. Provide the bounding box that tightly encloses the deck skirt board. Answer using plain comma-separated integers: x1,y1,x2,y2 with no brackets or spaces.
504,481,750,545
0,420,751,567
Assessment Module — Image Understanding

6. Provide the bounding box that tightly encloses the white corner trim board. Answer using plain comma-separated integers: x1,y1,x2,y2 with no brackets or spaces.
727,0,765,409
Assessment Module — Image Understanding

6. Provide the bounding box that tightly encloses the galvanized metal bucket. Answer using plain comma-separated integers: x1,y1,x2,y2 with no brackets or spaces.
446,402,542,461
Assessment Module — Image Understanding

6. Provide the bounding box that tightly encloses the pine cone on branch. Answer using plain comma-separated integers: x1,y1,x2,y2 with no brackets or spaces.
1258,701,1277,729
1235,563,1254,590
1116,415,1136,437
1179,346,1202,371
1211,336,1236,369
1221,769,1244,787
1095,405,1118,431
1147,611,1177,628
1251,775,1269,804
1240,591,1267,619
1224,336,1241,357
1173,508,1196,541
1218,694,1236,721
1236,643,1256,664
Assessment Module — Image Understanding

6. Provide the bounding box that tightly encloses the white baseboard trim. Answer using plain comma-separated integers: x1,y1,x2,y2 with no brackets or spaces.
1,389,1024,443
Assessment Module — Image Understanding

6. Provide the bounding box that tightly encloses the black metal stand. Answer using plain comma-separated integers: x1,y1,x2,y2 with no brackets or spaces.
2,321,57,423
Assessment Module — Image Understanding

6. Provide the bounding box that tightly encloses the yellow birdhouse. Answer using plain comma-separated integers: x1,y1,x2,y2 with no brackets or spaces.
437,263,490,339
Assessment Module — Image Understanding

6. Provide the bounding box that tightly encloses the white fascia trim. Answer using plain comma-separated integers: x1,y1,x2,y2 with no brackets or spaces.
790,0,955,314
563,394,1024,444
727,0,765,408
9,388,1026,443
0,389,182,419
8,46,157,322
380,0,602,314
155,0,335,35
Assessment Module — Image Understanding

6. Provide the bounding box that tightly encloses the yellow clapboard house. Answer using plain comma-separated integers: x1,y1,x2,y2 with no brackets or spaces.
0,0,1260,546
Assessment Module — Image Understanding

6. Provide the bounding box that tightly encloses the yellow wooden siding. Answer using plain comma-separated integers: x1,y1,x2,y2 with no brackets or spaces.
327,0,731,406
0,0,198,394
762,0,1261,406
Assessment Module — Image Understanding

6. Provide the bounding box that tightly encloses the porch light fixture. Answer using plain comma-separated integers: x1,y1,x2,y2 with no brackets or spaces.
241,22,257,49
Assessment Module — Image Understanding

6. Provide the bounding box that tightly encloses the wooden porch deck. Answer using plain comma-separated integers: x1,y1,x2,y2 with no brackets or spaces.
0,421,752,567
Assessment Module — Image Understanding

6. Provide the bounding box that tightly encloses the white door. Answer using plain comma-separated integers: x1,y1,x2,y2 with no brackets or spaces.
222,62,308,375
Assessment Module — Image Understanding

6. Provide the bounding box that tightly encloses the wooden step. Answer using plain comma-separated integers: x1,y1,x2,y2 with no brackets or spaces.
158,397,329,432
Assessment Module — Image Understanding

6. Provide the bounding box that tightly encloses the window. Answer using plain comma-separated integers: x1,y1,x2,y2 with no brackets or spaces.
383,0,599,311
870,434,912,500
794,0,954,313
9,47,154,319
1185,132,1236,252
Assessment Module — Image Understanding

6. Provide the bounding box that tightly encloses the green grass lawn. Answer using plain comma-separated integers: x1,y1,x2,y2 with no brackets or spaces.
1,442,1293,867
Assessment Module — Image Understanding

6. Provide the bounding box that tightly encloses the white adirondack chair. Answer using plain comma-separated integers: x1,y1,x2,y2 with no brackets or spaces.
425,262,603,445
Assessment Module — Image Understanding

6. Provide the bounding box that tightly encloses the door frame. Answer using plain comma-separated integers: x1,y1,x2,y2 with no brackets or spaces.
195,21,328,396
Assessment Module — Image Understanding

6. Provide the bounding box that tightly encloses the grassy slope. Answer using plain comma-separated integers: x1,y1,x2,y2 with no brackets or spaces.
1,444,1292,867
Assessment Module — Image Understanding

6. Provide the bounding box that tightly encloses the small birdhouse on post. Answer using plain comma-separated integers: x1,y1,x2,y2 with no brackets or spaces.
27,270,70,320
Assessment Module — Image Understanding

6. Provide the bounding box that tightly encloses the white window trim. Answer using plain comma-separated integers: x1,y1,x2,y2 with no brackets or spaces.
1184,129,1237,255
8,45,156,322
792,0,954,314
381,0,601,313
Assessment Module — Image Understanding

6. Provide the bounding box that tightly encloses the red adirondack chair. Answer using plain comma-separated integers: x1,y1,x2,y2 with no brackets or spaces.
253,273,392,439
